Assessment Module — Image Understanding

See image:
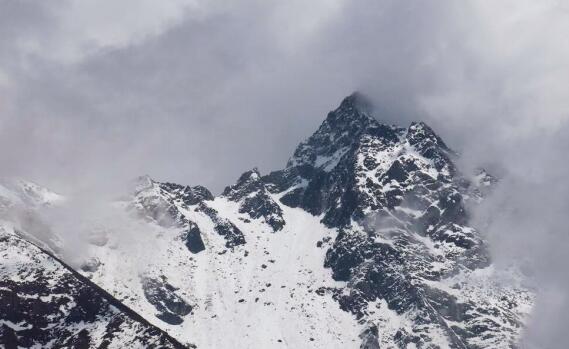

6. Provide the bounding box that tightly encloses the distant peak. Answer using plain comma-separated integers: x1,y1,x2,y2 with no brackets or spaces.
338,91,374,116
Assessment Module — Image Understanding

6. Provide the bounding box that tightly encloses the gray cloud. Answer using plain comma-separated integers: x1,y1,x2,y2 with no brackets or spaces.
1,1,568,346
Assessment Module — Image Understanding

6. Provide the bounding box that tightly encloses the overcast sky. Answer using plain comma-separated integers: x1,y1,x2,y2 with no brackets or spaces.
1,1,567,193
1,1,569,347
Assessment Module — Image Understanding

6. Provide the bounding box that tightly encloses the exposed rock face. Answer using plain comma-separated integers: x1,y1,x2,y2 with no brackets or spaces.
264,93,461,229
142,276,193,325
359,325,380,349
159,182,214,206
185,224,206,254
131,176,213,227
195,203,246,248
132,175,245,249
0,229,185,349
222,168,285,232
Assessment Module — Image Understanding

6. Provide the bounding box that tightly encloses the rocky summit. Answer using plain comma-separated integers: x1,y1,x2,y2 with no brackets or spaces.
0,94,532,348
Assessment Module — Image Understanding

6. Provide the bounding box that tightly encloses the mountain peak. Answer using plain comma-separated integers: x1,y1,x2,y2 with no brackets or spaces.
222,168,262,198
330,92,376,126
338,91,374,115
287,93,381,170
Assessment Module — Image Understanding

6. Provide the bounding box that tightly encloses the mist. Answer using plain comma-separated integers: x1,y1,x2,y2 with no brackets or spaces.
1,0,568,347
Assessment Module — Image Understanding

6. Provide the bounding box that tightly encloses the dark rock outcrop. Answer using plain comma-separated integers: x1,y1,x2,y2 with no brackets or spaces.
223,168,285,232
142,276,193,325
0,231,187,348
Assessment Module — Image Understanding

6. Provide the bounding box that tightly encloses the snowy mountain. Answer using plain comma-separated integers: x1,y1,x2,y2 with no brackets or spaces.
0,94,533,348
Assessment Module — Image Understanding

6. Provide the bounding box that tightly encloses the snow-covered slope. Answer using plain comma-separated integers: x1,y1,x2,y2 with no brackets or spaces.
0,223,185,348
80,175,362,348
1,93,534,349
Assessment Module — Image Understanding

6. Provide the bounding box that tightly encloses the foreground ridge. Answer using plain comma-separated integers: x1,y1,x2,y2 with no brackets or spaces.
0,226,187,348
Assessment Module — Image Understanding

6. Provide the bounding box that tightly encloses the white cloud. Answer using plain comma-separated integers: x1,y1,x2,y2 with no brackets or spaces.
3,0,199,62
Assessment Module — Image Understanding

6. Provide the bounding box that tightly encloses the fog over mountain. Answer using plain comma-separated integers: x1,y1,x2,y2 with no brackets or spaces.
1,1,568,348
